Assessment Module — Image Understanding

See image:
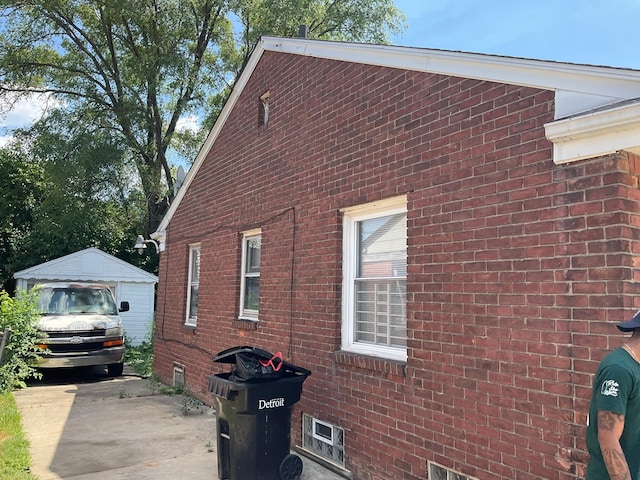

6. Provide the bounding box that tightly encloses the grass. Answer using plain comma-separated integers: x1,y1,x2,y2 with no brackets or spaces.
0,392,37,480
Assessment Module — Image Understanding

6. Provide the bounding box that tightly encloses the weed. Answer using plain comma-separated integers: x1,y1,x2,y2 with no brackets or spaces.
146,373,163,395
124,339,154,377
159,384,184,396
0,290,45,392
173,387,205,415
118,389,132,399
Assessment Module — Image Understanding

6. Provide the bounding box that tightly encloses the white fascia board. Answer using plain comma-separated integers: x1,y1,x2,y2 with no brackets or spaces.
261,37,640,119
155,37,640,234
13,247,158,282
14,247,97,277
544,101,640,164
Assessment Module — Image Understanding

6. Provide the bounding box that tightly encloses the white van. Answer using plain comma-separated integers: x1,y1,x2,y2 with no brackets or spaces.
35,282,128,376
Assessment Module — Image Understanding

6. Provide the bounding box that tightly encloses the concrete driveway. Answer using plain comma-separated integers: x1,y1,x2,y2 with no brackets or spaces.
13,366,344,480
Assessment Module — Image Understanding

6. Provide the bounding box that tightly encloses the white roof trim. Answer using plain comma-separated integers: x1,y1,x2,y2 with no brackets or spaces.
13,247,158,282
544,100,640,164
155,37,640,237
261,38,640,119
155,40,267,239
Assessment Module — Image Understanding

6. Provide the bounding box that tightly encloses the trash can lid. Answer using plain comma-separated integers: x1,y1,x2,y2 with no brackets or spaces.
213,345,311,376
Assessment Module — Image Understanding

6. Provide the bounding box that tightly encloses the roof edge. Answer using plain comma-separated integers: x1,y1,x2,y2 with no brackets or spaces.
155,37,640,236
155,39,269,240
545,100,640,164
13,247,158,282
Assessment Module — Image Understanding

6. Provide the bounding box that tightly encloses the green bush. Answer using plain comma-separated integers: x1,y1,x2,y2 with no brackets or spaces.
124,339,154,377
125,319,155,377
0,290,44,392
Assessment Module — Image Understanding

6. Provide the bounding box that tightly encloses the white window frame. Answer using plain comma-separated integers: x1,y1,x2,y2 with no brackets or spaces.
341,196,407,362
239,229,261,320
185,244,200,326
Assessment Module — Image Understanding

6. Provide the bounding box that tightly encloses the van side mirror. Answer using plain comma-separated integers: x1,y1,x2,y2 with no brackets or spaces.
119,301,130,313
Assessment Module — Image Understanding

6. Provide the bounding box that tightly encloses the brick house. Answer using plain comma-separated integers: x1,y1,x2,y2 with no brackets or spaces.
150,37,640,480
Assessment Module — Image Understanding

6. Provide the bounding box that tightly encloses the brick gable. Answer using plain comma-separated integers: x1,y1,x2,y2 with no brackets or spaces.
154,49,640,479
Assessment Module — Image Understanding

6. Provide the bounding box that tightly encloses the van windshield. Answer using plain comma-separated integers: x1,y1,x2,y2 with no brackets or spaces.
38,287,118,315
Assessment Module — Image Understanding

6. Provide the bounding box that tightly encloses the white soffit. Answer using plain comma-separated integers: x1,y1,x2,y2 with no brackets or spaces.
262,38,640,119
544,100,640,164
262,38,640,166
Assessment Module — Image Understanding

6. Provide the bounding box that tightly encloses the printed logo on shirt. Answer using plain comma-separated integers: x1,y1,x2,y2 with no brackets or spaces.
600,379,619,397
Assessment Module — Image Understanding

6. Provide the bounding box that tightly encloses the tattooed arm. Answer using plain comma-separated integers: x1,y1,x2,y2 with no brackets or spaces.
597,410,631,480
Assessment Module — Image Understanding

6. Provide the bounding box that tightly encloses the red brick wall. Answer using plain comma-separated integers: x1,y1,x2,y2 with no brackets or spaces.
154,50,640,479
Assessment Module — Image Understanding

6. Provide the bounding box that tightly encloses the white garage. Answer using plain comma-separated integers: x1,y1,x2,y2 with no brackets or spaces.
14,248,158,346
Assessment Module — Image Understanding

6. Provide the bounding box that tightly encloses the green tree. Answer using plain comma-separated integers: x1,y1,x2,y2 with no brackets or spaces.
0,113,152,289
0,0,405,233
0,146,44,291
0,289,43,392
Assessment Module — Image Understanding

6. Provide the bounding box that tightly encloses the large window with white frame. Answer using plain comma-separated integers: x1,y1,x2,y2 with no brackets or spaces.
185,244,200,326
240,230,261,320
342,197,407,361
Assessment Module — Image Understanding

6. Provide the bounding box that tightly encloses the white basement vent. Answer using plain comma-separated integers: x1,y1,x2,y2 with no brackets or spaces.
428,461,478,480
302,414,344,466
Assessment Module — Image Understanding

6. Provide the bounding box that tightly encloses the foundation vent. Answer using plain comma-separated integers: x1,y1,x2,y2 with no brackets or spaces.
428,461,478,480
302,414,344,466
173,363,185,387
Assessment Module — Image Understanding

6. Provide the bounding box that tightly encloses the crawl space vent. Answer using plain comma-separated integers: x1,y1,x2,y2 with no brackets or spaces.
302,414,344,467
173,363,185,387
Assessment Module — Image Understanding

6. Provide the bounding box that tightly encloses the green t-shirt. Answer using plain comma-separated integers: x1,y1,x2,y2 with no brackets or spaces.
586,347,640,480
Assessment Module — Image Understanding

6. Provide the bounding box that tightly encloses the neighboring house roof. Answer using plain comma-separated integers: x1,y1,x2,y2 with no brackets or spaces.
14,247,158,283
153,36,640,247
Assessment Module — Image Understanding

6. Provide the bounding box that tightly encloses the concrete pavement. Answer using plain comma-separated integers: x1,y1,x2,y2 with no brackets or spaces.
14,366,346,480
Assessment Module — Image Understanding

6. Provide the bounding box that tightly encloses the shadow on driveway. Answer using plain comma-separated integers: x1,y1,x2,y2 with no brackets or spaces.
14,366,345,480
14,366,218,479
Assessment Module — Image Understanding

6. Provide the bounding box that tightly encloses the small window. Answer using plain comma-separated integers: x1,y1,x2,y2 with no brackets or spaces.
240,230,261,320
342,197,407,361
186,245,200,326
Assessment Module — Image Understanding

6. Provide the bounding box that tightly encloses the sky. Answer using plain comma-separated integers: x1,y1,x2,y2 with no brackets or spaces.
2,0,640,144
391,0,640,69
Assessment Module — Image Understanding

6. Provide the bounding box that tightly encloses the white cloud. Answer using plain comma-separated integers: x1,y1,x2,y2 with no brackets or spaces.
0,92,52,128
0,92,59,147
176,114,200,133
0,135,13,148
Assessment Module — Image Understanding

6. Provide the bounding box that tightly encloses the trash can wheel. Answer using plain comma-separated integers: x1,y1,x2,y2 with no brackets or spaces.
279,453,303,480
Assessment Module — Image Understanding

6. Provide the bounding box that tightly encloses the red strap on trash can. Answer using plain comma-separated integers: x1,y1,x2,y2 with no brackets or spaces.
259,351,283,371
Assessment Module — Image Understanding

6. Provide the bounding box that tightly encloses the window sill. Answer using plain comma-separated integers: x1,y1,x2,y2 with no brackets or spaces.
333,350,407,377
233,318,258,331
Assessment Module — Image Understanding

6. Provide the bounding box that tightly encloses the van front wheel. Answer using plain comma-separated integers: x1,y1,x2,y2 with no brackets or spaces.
108,362,124,377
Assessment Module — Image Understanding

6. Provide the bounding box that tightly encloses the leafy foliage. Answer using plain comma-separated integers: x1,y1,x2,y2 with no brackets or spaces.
0,147,44,291
0,117,152,289
124,340,154,377
0,290,44,392
0,0,406,233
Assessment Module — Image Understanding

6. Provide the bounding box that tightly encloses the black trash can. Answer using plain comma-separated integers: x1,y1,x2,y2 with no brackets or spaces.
208,346,311,480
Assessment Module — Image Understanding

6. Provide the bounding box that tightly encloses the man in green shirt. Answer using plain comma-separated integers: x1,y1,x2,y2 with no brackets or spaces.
586,312,640,480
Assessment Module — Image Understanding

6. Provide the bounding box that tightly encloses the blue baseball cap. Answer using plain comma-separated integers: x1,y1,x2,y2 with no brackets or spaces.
618,310,640,332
